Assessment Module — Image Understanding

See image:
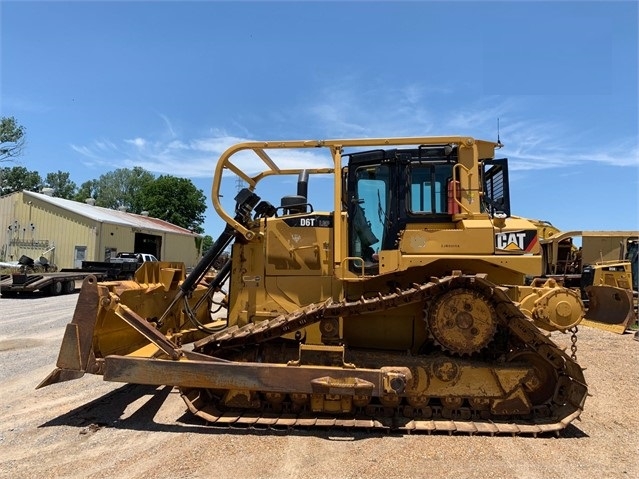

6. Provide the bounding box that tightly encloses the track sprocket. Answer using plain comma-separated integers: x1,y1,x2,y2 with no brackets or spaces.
426,288,498,355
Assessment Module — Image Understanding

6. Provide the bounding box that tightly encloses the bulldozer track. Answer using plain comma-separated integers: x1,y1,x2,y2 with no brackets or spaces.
179,400,583,437
186,274,587,436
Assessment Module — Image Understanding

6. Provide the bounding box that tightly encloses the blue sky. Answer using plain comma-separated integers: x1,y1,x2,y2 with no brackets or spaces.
1,1,637,237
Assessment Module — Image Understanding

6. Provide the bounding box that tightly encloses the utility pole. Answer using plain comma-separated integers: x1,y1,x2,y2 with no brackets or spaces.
235,175,245,194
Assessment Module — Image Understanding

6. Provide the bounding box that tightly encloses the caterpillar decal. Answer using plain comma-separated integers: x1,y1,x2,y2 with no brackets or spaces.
495,229,538,253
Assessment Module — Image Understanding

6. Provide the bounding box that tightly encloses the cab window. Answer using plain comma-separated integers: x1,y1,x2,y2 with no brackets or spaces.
410,163,454,214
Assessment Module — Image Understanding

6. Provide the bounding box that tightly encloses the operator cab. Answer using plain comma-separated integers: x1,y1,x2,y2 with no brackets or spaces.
344,144,510,272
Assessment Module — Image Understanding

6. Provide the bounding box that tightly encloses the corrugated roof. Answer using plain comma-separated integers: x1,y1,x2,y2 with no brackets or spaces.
24,191,200,236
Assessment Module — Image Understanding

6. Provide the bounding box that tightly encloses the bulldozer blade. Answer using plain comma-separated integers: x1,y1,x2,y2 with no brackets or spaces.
582,285,636,334
37,366,85,389
37,275,101,388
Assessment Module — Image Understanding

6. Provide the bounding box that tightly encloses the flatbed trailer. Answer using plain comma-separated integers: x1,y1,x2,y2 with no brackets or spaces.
0,271,106,297
63,259,138,281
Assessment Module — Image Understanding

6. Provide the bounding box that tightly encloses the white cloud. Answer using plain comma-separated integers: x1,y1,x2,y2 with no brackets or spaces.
70,144,97,158
500,123,639,170
70,131,334,179
69,87,638,184
125,137,146,148
158,113,177,138
303,82,638,171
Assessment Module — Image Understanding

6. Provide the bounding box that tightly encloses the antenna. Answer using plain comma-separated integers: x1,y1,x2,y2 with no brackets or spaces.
496,118,504,148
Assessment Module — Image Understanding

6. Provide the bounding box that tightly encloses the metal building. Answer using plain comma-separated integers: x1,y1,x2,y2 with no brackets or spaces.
0,190,202,269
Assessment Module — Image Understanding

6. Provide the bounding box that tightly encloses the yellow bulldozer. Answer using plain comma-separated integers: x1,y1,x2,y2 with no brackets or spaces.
39,136,589,435
525,220,638,333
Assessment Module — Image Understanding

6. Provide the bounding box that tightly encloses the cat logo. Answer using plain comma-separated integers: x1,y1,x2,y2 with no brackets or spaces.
495,230,538,252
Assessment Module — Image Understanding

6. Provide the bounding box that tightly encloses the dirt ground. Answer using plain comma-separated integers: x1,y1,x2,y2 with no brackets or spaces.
0,291,637,479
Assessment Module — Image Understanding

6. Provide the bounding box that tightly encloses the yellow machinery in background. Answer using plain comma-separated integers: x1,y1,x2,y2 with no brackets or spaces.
527,221,638,333
39,136,589,435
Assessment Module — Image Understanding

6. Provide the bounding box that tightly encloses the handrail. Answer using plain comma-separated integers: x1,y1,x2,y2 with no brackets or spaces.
211,137,489,240
452,163,473,215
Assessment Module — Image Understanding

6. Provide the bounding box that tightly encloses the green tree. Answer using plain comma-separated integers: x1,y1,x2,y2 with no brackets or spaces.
0,117,26,162
201,234,214,254
76,167,155,211
44,170,77,199
0,166,42,195
74,179,99,203
140,175,207,233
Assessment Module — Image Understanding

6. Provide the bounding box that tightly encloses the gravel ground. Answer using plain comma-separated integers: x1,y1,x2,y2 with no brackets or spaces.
0,291,637,479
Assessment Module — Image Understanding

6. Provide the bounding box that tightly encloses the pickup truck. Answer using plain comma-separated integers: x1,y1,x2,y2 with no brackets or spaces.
115,252,159,263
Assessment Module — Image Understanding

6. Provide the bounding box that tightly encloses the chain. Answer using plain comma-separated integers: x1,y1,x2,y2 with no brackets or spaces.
569,326,578,360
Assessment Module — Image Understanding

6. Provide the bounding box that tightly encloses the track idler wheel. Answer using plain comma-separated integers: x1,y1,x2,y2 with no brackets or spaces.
427,288,498,355
507,351,558,405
